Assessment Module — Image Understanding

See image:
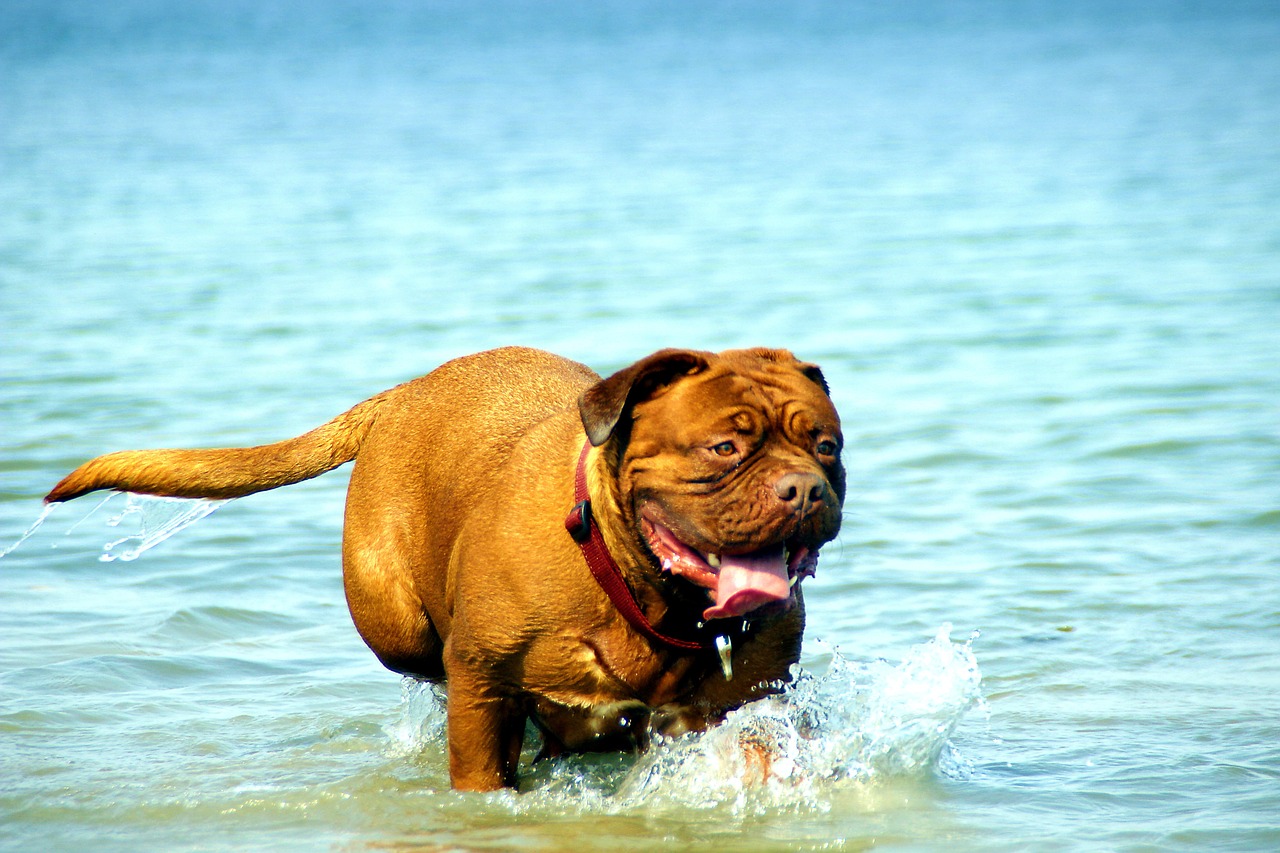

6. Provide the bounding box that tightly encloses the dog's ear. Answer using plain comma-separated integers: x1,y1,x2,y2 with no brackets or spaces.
799,363,830,395
578,349,710,446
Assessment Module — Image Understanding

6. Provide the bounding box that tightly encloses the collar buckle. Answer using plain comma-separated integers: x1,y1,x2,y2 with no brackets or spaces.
564,499,592,544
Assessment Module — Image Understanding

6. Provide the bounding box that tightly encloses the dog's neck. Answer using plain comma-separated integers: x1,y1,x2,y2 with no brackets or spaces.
566,441,711,652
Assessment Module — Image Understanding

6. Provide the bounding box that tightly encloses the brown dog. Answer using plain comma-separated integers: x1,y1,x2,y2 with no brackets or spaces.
46,346,845,790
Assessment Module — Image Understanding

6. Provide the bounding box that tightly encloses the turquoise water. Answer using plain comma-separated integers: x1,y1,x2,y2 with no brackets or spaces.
3,1,1279,849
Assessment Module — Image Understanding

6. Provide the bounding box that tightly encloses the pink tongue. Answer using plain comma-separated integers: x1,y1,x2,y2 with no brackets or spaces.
702,545,791,620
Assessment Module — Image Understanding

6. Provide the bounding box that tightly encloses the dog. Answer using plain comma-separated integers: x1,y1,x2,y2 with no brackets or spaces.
46,346,845,790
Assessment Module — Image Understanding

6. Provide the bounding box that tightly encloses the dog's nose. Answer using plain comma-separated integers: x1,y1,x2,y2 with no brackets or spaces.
774,471,825,512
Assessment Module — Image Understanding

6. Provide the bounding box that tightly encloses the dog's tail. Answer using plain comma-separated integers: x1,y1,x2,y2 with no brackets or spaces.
45,390,391,504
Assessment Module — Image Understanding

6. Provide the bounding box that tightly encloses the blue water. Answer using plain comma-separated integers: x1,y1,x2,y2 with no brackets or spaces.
3,1,1279,849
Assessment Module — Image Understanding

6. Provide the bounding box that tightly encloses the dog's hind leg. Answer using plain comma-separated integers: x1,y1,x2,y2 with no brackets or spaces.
340,510,446,678
340,466,447,677
341,542,444,677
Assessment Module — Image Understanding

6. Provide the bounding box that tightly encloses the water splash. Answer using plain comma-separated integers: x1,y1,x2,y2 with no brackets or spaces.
616,624,983,811
1,493,230,562
0,503,59,559
98,493,227,562
388,625,984,812
388,678,449,755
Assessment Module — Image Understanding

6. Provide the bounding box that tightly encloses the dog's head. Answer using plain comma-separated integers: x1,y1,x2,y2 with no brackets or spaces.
579,348,845,622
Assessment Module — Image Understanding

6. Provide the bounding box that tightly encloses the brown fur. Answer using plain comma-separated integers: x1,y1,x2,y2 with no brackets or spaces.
46,346,844,790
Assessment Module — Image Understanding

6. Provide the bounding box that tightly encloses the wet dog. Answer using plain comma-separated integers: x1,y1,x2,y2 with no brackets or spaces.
47,346,844,790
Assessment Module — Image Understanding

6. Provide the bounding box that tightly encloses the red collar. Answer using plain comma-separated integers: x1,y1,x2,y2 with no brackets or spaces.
564,442,709,652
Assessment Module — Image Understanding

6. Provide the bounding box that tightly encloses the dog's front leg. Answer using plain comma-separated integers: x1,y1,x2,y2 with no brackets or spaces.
445,670,524,791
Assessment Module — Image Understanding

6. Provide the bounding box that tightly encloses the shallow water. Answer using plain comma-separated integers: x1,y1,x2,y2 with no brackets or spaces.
3,1,1279,850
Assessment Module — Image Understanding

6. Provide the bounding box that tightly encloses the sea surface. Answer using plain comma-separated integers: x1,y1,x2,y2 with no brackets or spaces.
2,1,1278,850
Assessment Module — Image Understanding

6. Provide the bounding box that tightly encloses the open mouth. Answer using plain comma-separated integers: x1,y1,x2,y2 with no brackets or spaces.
641,517,819,622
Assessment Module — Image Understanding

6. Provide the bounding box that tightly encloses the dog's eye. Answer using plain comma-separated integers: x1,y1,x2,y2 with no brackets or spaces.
712,441,737,457
816,439,839,458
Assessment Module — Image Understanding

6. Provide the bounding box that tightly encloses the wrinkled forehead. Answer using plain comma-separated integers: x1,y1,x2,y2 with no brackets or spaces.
639,361,840,442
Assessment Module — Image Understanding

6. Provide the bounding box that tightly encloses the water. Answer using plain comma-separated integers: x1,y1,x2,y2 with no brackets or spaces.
3,0,1279,849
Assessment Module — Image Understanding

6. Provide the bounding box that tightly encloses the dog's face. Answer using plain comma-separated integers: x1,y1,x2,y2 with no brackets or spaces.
580,348,845,622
